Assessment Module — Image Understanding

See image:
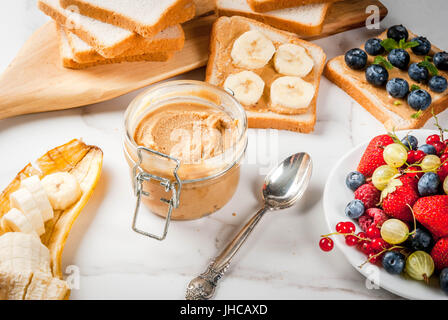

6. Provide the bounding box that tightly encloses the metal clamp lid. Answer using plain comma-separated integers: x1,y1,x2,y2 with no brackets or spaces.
131,146,182,241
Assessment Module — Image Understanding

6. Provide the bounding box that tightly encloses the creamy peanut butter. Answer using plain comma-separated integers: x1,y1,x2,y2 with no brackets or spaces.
134,103,238,164
126,92,246,221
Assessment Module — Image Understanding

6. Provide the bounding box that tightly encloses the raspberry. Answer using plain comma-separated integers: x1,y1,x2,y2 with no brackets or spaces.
358,208,388,232
354,183,380,209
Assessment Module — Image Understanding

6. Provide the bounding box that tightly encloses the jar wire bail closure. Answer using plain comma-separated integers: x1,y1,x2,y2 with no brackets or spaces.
131,146,182,241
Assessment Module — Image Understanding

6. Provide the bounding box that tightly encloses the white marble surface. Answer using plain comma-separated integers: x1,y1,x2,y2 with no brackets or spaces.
0,1,447,300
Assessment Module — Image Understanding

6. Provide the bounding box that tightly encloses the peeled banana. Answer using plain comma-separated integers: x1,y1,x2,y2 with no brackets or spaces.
270,76,315,110
224,70,265,105
1,208,36,235
274,44,314,77
21,176,54,222
41,172,82,211
10,189,45,236
231,30,276,69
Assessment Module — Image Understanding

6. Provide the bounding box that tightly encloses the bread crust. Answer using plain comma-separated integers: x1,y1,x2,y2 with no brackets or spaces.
206,16,325,133
324,57,448,130
216,3,331,36
59,0,196,38
67,26,185,63
247,0,341,13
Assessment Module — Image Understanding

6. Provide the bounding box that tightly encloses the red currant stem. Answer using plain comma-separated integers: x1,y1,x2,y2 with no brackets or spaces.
432,107,445,142
320,232,371,242
358,246,404,269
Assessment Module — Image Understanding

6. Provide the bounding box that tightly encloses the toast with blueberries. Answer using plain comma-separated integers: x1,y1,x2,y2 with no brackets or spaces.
324,25,448,130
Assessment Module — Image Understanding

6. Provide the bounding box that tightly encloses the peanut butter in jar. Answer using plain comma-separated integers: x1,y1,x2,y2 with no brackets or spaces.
124,81,248,221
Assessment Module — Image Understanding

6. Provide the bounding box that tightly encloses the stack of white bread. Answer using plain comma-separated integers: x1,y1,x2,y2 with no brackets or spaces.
216,0,342,36
38,0,198,69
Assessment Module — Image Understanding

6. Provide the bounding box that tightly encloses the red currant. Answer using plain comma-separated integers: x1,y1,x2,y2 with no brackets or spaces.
427,134,441,144
345,222,356,233
319,237,334,252
368,252,382,264
336,222,348,233
406,166,421,178
345,235,358,246
438,161,448,182
432,141,446,155
359,242,373,255
366,226,381,239
371,238,388,252
441,153,448,163
407,150,425,164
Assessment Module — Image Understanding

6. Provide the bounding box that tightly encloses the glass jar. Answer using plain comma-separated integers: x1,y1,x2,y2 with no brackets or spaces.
123,80,248,240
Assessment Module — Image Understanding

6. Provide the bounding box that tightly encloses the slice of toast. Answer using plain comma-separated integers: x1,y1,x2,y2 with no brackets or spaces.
59,0,196,38
39,0,183,58
194,0,216,16
216,0,332,36
66,25,184,63
324,30,448,130
57,24,173,69
206,16,326,133
247,0,342,13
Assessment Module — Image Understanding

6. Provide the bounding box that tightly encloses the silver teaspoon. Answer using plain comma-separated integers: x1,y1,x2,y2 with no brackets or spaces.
185,152,313,300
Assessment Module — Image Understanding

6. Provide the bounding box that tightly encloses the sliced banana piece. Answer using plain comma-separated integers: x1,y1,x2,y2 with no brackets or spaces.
224,71,265,106
270,76,315,110
21,176,53,222
41,172,81,211
10,189,45,236
1,209,36,235
274,44,314,77
231,30,276,69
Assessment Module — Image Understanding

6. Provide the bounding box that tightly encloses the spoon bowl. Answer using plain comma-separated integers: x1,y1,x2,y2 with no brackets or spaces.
263,153,313,210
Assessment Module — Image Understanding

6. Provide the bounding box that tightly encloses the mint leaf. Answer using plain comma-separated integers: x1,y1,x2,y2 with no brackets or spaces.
411,110,423,119
411,84,421,91
381,38,398,52
373,56,394,70
419,60,439,76
424,56,433,62
400,40,419,50
394,100,402,106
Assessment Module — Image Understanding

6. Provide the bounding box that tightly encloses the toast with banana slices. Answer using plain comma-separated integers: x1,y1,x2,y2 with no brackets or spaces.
0,140,103,300
206,16,326,133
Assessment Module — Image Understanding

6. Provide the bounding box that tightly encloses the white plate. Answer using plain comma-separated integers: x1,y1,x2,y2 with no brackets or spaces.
324,129,448,300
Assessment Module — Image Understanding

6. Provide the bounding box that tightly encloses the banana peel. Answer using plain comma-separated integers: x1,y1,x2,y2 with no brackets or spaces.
0,139,103,299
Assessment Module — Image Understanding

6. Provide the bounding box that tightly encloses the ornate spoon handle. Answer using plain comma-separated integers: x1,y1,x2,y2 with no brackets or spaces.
185,207,268,300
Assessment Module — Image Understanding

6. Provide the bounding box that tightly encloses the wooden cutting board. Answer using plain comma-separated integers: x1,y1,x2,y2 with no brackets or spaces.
0,0,387,120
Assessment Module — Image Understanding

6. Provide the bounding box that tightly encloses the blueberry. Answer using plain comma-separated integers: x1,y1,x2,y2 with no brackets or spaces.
345,48,368,70
365,64,389,86
434,51,448,71
418,172,440,196
429,76,448,93
411,37,431,55
418,144,437,155
387,25,409,42
382,251,405,275
408,228,433,252
407,89,432,110
365,38,384,56
408,63,429,83
401,135,418,150
441,268,448,294
346,171,366,191
386,78,409,98
345,200,365,219
388,49,410,70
